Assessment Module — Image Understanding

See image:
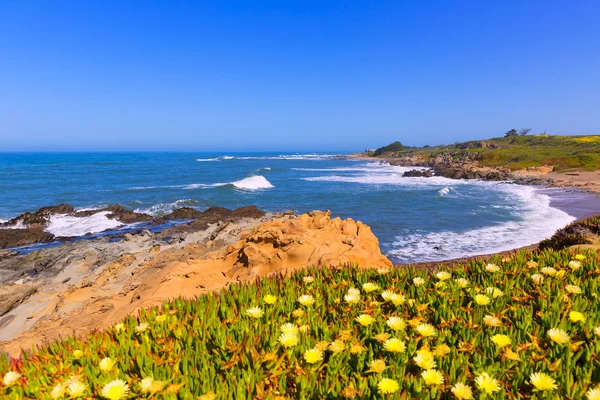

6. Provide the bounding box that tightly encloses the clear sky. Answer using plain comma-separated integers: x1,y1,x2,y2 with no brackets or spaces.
1,1,599,152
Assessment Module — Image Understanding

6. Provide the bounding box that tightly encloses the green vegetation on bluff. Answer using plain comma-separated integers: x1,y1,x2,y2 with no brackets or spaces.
372,135,600,172
2,248,600,399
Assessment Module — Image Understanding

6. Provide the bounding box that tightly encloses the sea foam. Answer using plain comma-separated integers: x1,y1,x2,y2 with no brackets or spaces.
231,175,274,190
45,211,123,237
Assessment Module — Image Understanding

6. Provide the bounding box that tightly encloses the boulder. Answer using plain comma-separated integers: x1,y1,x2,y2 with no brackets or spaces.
402,169,433,178
0,228,55,249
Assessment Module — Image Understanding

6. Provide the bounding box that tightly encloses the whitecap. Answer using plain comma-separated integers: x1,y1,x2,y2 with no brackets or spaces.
437,187,451,196
134,199,199,216
196,158,221,162
45,211,123,237
231,175,274,190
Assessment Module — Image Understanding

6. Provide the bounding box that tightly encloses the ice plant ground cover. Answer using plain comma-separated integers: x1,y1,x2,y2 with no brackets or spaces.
1,249,600,399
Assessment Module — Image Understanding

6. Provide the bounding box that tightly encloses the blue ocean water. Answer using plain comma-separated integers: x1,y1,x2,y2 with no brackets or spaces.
0,152,576,263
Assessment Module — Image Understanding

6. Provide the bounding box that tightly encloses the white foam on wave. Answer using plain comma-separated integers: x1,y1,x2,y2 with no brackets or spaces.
303,171,462,187
231,175,274,190
45,211,123,237
388,184,576,263
196,158,221,162
438,187,451,196
209,154,339,161
2,220,28,229
134,199,199,216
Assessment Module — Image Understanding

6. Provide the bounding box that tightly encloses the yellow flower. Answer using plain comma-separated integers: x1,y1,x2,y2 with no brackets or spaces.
531,274,544,284
135,322,149,334
377,267,391,275
156,314,167,323
503,348,520,361
377,378,399,394
140,377,165,394
569,311,585,323
292,309,305,318
383,338,406,353
303,348,323,364
374,332,391,342
413,277,425,286
474,294,491,305
526,260,538,268
344,288,361,304
263,295,277,304
245,306,264,318
436,271,452,281
329,340,346,353
414,350,436,370
368,359,387,374
485,263,500,273
556,270,566,278
278,332,299,348
575,254,586,260
2,371,21,387
362,282,379,293
101,379,130,400
565,284,582,294
456,278,469,288
199,392,216,400
72,349,83,359
298,324,310,333
587,388,600,400
491,334,512,348
99,357,116,372
475,373,501,394
421,369,444,386
386,316,406,331
297,294,315,306
355,314,376,326
390,293,405,306
568,260,582,270
594,327,600,337
66,380,86,398
451,382,473,399
303,276,315,283
415,323,437,337
434,344,451,357
483,315,502,327
485,287,504,298
530,372,557,391
435,281,447,289
350,344,366,354
114,323,125,333
51,383,65,399
541,267,557,276
381,290,395,301
280,323,299,335
547,328,570,344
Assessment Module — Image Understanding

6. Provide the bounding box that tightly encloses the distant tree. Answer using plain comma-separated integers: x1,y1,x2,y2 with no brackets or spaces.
373,141,405,156
505,129,518,137
519,128,532,136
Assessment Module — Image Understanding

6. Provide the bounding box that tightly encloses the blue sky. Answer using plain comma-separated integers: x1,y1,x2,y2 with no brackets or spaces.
1,1,599,151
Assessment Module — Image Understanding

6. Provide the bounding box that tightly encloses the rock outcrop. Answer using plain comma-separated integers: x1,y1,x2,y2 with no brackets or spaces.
402,169,433,178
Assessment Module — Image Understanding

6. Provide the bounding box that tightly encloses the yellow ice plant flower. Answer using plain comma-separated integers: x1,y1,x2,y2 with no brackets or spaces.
381,290,395,301
72,349,83,359
413,350,436,370
344,288,361,304
531,274,544,284
368,359,387,374
292,309,305,318
456,278,469,288
66,380,86,398
350,343,366,354
415,323,437,337
547,328,570,344
101,379,130,400
436,271,452,281
377,267,391,275
485,263,500,273
374,332,391,342
140,377,165,394
451,382,473,399
541,267,557,276
491,334,512,348
565,284,582,294
246,306,264,318
421,369,444,386
474,294,491,305
377,378,399,394
199,392,216,400
303,348,324,364
355,314,376,326
568,260,582,270
587,388,600,400
155,314,167,323
569,311,585,323
263,295,277,304
362,282,379,293
435,344,451,357
99,357,116,372
529,372,557,391
390,293,405,305
383,338,406,353
51,383,65,399
594,327,600,337
329,340,346,353
136,322,149,334
280,323,299,335
475,373,501,394
483,315,502,327
298,324,310,333
413,277,425,286
297,294,315,306
485,287,504,298
303,276,315,283
435,281,447,289
575,254,586,260
278,332,299,348
386,316,406,331
2,371,21,387
114,323,125,333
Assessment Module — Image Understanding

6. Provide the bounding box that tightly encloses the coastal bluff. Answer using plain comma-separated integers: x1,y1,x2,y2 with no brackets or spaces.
0,210,390,356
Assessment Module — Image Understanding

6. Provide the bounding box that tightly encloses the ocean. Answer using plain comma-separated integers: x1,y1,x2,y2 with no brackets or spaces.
0,152,589,263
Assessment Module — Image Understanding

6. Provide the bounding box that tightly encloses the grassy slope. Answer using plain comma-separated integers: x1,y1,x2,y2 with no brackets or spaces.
374,135,600,172
1,248,600,399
